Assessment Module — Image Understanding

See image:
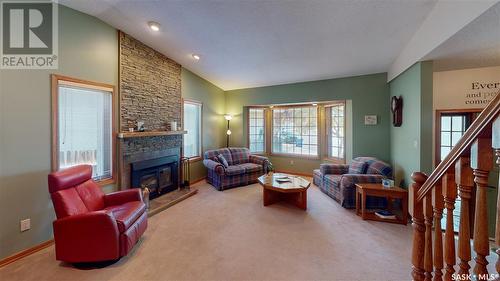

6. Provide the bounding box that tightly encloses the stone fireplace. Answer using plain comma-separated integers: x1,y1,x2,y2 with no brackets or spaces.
117,31,183,196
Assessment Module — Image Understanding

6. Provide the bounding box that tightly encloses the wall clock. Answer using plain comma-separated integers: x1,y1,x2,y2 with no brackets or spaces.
391,96,403,127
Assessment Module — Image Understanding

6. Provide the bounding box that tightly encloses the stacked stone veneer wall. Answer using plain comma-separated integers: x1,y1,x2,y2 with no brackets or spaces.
119,31,182,131
118,31,183,189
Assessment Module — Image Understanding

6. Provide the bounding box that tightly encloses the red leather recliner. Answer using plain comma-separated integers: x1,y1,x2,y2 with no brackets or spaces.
48,165,147,263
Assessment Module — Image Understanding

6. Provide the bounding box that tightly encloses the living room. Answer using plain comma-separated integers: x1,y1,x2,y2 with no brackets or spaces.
0,0,499,280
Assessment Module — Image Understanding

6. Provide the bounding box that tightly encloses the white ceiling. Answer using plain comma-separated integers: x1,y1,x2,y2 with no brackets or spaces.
425,2,500,72
61,0,440,90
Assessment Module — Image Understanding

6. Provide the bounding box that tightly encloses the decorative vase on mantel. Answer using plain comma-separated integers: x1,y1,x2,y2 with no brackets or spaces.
170,121,177,131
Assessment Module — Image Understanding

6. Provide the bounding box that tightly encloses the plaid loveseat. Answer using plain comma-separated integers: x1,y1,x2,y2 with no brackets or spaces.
203,147,270,191
313,157,393,208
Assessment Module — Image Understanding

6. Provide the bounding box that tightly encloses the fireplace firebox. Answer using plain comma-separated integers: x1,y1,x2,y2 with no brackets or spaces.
131,155,179,199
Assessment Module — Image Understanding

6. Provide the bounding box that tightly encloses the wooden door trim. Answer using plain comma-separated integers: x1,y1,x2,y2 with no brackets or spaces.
434,108,482,166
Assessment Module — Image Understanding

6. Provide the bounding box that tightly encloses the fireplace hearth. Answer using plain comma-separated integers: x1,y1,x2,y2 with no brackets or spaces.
131,155,179,199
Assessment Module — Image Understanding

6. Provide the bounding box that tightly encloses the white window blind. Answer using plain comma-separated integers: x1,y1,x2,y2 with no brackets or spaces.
183,101,202,158
58,85,112,181
248,108,265,153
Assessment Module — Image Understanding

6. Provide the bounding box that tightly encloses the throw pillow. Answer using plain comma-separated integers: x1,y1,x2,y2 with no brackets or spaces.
217,154,229,168
348,160,368,174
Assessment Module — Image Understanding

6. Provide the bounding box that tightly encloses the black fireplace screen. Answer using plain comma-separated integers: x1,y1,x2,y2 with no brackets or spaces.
131,155,178,199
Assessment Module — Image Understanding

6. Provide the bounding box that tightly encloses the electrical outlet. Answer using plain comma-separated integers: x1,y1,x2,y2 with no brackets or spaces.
20,218,30,232
290,160,294,165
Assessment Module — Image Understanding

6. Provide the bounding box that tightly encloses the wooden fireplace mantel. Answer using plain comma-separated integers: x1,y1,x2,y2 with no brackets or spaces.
117,130,187,139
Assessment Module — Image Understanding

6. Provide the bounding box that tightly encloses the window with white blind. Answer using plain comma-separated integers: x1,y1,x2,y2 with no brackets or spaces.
248,108,265,153
52,75,115,182
327,103,345,159
183,100,202,159
272,106,318,156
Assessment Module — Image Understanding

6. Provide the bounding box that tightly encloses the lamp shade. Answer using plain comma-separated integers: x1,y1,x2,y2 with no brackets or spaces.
224,114,233,121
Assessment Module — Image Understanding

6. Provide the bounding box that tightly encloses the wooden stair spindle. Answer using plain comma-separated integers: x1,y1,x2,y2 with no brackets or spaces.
455,156,474,276
497,146,500,276
442,169,457,281
433,181,444,281
471,138,493,279
409,95,499,279
424,192,434,281
411,172,428,281
491,116,499,275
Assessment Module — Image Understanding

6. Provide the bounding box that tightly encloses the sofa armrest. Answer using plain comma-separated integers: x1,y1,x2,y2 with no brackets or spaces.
249,154,269,166
340,174,385,188
320,163,349,175
53,210,120,262
104,188,143,207
203,159,225,175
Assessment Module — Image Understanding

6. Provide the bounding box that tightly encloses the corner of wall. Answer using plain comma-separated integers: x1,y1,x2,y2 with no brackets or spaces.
419,61,434,175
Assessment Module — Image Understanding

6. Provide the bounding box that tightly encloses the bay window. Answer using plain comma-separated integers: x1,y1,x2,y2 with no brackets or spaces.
326,102,345,160
246,101,348,161
272,106,318,156
248,108,265,153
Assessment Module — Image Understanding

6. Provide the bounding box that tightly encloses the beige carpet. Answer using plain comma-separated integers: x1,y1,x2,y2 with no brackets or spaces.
1,181,417,281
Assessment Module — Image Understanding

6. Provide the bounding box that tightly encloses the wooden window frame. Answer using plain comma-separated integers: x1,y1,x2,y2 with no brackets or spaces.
434,108,481,166
182,99,203,162
51,74,117,186
325,101,346,161
246,106,267,154
270,104,320,159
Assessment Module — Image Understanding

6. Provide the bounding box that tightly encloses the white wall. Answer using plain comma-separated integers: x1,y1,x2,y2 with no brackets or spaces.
433,66,500,110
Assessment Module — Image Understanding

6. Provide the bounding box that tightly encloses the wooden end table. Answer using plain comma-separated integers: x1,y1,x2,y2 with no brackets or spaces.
355,183,408,225
257,173,310,210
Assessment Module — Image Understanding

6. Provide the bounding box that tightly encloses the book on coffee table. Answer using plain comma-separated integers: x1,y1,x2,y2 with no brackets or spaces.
275,176,291,183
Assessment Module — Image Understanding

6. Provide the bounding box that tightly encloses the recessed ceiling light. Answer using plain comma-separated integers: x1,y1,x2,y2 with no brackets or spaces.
148,21,160,31
192,54,200,61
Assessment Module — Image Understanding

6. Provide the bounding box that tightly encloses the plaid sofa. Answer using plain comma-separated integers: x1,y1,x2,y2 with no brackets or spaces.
313,157,393,208
203,147,270,191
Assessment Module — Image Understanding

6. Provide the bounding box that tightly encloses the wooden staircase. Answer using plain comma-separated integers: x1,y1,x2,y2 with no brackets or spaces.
411,93,500,281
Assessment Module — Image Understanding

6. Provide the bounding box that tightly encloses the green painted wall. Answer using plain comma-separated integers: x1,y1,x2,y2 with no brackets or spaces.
389,61,433,188
0,6,118,259
181,69,226,182
225,73,391,175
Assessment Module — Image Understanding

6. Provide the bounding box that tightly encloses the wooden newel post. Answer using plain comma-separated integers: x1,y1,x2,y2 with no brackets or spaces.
471,138,493,279
455,156,474,276
411,172,428,281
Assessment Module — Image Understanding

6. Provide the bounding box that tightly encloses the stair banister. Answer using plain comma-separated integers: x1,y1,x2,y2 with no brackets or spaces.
417,93,500,202
410,93,499,281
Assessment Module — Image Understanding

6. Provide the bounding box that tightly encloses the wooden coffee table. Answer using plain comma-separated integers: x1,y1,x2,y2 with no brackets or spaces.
257,173,310,210
355,183,408,225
